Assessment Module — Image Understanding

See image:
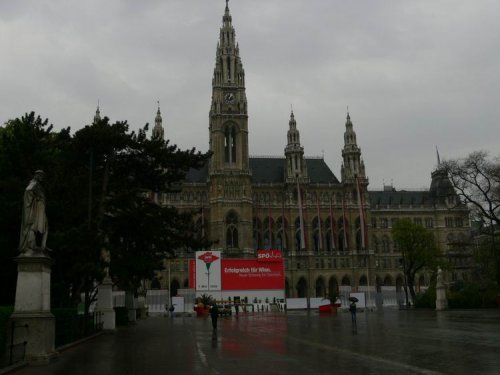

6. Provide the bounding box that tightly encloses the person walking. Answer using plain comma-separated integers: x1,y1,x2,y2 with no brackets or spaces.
349,301,357,323
210,302,219,331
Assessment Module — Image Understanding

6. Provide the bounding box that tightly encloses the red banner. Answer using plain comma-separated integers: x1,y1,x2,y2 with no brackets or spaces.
221,259,284,290
189,259,196,289
256,249,283,262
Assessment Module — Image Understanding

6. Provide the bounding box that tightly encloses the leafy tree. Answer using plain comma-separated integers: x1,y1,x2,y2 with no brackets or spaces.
392,219,445,305
0,113,66,304
79,120,211,295
0,112,210,311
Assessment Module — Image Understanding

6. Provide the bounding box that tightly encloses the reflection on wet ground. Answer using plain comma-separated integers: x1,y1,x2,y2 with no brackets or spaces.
15,308,500,375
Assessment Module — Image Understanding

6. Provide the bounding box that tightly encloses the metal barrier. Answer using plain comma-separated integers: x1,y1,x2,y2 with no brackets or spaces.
8,323,28,365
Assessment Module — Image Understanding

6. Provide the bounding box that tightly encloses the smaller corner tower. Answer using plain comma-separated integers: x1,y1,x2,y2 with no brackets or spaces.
152,101,165,141
341,111,367,185
285,110,309,184
93,102,101,124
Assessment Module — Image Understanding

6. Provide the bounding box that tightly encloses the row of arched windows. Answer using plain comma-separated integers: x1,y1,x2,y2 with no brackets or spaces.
252,191,358,205
288,274,422,298
253,215,366,252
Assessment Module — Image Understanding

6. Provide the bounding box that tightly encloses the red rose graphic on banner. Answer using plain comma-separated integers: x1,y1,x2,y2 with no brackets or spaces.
195,251,222,291
198,251,220,270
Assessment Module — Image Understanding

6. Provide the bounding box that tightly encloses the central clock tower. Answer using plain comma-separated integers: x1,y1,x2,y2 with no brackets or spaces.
208,1,253,257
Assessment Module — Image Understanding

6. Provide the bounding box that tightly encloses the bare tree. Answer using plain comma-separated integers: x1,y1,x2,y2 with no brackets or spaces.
442,151,500,226
442,151,500,285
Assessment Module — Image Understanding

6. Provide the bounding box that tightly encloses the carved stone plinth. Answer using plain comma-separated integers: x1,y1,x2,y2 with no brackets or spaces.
435,285,448,311
8,255,58,364
125,292,137,324
96,276,116,331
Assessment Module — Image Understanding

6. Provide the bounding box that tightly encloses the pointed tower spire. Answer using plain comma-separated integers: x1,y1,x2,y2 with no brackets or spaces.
436,146,441,167
212,0,245,89
341,111,366,182
152,101,165,140
208,2,253,256
285,110,308,183
209,1,249,173
93,100,101,124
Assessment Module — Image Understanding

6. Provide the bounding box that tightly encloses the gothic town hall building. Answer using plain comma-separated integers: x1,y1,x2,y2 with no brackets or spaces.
146,2,471,299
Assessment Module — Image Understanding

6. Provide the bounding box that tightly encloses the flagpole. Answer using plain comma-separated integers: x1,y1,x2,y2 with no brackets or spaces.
316,195,323,251
297,177,305,251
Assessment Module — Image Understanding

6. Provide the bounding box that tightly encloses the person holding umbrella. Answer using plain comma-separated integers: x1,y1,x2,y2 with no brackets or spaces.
349,296,358,323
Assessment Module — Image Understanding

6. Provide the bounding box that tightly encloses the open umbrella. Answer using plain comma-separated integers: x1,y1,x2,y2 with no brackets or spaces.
349,296,359,302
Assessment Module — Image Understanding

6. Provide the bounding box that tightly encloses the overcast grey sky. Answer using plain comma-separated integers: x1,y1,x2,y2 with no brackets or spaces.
1,0,499,190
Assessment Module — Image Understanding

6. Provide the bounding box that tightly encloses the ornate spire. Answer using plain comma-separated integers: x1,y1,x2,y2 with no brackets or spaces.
212,0,245,89
152,101,164,140
285,110,308,183
341,111,366,182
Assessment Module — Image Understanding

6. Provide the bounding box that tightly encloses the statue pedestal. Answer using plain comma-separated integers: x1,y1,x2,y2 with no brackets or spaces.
436,285,448,311
8,255,58,364
125,292,137,324
97,276,116,331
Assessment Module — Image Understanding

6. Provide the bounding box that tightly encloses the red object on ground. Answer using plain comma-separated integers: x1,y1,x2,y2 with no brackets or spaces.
319,304,332,313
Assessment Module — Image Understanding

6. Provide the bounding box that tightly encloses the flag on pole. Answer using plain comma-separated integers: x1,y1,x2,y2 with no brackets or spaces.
342,195,348,250
329,197,336,250
356,177,366,250
201,206,205,238
316,195,323,251
297,178,306,251
268,200,272,249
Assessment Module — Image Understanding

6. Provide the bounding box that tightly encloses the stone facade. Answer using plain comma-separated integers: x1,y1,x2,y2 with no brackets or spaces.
148,2,471,299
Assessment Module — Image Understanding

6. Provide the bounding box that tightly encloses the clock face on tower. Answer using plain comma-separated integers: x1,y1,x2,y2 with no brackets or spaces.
224,92,235,104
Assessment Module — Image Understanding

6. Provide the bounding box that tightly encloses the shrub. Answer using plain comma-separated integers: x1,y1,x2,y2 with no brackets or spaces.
448,283,498,308
53,307,79,347
0,306,14,359
414,288,436,308
115,307,128,326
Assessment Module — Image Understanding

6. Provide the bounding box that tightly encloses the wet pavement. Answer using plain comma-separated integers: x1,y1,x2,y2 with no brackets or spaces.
11,308,500,375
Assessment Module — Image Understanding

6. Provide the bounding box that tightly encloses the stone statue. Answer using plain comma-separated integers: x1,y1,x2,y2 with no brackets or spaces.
19,170,48,255
436,267,443,286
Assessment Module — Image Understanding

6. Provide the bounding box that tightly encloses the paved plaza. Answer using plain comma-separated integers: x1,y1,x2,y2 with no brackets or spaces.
10,308,500,375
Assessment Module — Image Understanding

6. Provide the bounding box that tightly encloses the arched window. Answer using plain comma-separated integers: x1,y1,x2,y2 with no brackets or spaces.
337,218,348,252
359,275,368,286
294,217,303,251
315,277,326,297
312,216,322,253
263,217,274,249
381,235,390,253
446,233,455,251
253,217,262,250
296,278,308,298
224,124,237,164
383,275,393,286
325,217,335,252
276,217,288,252
372,235,379,253
226,211,239,248
328,277,339,296
341,276,351,286
355,217,362,250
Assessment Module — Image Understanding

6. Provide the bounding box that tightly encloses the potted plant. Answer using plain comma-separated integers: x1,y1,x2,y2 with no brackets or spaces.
196,294,213,316
319,290,340,313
